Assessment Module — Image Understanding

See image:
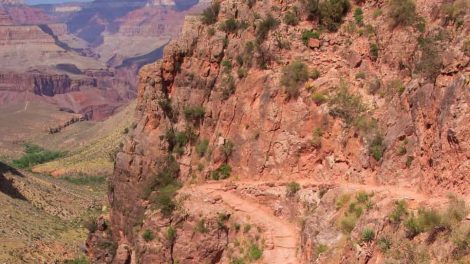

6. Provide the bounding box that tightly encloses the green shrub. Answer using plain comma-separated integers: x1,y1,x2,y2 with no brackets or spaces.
404,215,424,238
211,164,232,180
369,134,385,161
246,244,263,261
312,92,327,105
340,214,358,233
184,106,205,123
417,208,442,231
416,36,442,81
154,183,180,216
361,228,375,242
348,202,363,217
354,8,364,25
284,9,299,25
222,140,234,159
314,244,328,257
355,71,366,80
388,0,417,27
318,0,351,31
406,156,414,167
64,257,90,264
237,67,248,78
220,18,239,33
142,230,155,241
207,27,215,36
286,181,301,197
369,43,379,61
312,127,323,148
196,139,209,157
222,75,236,100
387,79,405,95
166,226,177,243
12,144,65,169
222,60,233,73
256,14,279,43
310,68,321,80
83,218,97,233
301,30,320,45
201,3,220,25
377,236,392,252
355,191,369,203
243,224,252,233
328,86,366,125
195,218,208,233
336,193,351,209
280,60,309,99
390,200,408,223
443,195,468,227
373,8,383,18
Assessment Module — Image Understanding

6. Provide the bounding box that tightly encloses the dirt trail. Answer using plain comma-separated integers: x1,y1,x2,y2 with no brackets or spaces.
191,180,469,264
195,183,300,264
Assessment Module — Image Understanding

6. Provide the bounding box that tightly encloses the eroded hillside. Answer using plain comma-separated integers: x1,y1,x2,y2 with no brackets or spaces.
89,0,470,263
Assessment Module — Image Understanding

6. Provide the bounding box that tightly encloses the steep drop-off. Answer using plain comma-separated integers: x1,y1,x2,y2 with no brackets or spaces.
92,0,470,263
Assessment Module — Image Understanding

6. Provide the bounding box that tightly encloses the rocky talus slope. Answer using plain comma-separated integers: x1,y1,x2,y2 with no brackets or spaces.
89,0,470,263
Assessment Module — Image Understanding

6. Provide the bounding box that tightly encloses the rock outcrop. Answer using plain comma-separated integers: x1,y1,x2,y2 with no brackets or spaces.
94,0,470,263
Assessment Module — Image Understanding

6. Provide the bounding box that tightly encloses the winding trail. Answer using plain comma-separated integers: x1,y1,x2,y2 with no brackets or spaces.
194,183,299,264
190,180,469,264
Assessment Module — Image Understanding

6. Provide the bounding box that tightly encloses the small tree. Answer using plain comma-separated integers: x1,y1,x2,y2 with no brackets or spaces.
281,60,309,99
388,0,417,27
201,3,220,25
286,181,301,197
142,230,155,241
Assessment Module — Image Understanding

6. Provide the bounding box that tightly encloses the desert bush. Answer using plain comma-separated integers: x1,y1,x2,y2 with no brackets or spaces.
220,18,239,33
221,140,234,159
286,181,301,197
328,85,367,125
281,60,309,99
377,236,392,252
183,106,205,123
237,67,248,78
310,68,321,80
195,218,209,233
244,224,252,233
356,191,370,203
222,60,233,73
166,226,177,244
355,71,366,80
201,3,220,25
211,164,232,180
443,195,468,227
416,36,442,81
301,30,320,46
64,257,89,264
207,27,215,36
369,133,385,161
354,7,364,25
142,230,155,241
222,75,236,100
312,127,323,148
367,77,381,94
340,214,358,233
451,224,470,256
314,244,328,257
388,0,417,27
247,243,263,261
312,92,327,105
387,79,406,95
12,144,65,169
303,0,351,31
195,139,209,157
361,228,375,242
404,215,424,238
256,14,279,43
369,43,379,61
284,8,299,25
336,193,351,209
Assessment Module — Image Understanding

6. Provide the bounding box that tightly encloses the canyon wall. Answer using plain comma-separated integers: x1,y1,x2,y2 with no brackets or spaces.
95,0,470,262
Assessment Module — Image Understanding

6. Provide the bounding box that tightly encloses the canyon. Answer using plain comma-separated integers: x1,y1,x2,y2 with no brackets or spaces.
87,0,470,263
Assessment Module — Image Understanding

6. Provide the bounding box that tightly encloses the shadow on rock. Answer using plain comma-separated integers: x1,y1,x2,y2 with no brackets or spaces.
0,161,27,200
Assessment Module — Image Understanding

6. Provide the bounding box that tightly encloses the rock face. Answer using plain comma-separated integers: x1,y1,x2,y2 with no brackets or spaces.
97,0,470,262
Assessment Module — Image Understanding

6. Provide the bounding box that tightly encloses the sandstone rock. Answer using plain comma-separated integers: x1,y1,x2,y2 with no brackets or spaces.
341,49,362,68
308,38,321,49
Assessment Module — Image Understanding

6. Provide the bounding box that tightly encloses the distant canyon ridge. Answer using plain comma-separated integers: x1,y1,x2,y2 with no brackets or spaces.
0,0,207,120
